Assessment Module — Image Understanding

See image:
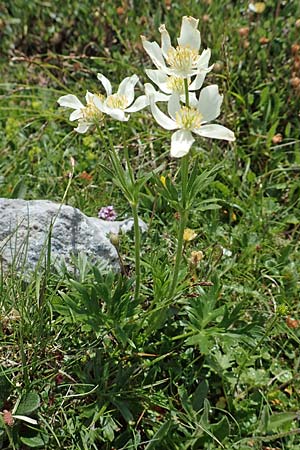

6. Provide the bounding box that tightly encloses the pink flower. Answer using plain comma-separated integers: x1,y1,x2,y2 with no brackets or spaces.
98,206,117,221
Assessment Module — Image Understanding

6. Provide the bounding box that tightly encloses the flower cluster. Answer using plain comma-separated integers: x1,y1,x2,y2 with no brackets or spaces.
58,16,235,157
98,205,117,221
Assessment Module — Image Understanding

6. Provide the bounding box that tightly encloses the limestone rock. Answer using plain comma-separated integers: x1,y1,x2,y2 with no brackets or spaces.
0,198,146,274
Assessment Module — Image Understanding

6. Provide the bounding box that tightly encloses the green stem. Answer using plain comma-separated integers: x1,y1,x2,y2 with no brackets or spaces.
168,155,189,299
168,79,190,299
97,123,141,301
131,201,141,302
184,78,190,108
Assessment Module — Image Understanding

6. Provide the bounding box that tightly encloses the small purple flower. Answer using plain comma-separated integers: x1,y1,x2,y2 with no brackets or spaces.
98,205,117,221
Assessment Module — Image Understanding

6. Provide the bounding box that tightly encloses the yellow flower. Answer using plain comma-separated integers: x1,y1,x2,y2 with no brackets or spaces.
249,2,266,13
160,175,166,187
183,228,197,241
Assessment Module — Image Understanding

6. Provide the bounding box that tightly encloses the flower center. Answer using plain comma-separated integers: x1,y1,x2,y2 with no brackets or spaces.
166,76,188,94
166,46,199,75
82,94,104,121
106,94,128,110
175,106,203,130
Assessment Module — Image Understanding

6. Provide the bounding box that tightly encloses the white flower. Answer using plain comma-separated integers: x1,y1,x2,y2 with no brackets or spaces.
57,91,103,133
141,16,211,79
146,83,235,158
93,73,149,122
145,48,212,97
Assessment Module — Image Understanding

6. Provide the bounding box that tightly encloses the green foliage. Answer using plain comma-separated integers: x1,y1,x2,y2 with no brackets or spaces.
1,0,300,448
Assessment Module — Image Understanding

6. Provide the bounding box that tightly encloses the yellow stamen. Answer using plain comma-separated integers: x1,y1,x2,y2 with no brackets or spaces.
166,46,199,74
106,94,128,110
82,94,104,121
175,106,202,130
166,76,189,94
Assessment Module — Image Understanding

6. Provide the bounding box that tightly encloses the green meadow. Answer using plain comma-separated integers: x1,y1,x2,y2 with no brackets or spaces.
1,1,300,448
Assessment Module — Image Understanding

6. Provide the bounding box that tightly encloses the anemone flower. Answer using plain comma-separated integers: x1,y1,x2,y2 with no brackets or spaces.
146,83,235,158
93,74,149,122
141,16,211,79
145,48,212,97
57,91,103,133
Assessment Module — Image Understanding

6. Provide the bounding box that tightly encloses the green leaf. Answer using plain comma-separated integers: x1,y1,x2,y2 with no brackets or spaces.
267,411,298,432
10,178,27,199
210,415,230,442
145,420,172,450
192,380,209,412
112,399,134,423
259,405,270,434
20,434,48,448
15,392,40,415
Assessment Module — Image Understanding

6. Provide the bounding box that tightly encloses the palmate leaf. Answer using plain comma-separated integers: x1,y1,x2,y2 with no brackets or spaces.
15,392,40,415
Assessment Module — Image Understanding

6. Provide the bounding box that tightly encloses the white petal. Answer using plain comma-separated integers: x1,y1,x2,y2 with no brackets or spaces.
85,91,95,104
159,24,173,58
57,94,83,110
167,93,181,120
125,95,149,112
141,36,167,70
197,48,212,70
194,124,235,141
197,85,223,122
144,83,170,102
145,69,171,93
117,74,138,106
93,95,106,113
74,122,90,133
97,73,112,96
177,16,201,51
149,95,178,130
188,92,199,107
170,129,195,158
69,109,83,121
189,73,206,91
105,107,129,121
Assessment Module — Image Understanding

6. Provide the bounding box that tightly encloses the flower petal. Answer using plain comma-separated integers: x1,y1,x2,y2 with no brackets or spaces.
144,82,170,102
105,108,129,121
69,109,83,121
93,95,106,113
188,92,198,107
197,85,223,122
145,69,171,93
74,122,90,133
177,16,201,51
159,24,173,58
57,94,83,110
149,95,178,130
97,73,112,96
125,95,149,112
193,124,235,141
189,73,206,91
85,91,94,104
141,36,167,70
171,129,195,158
117,74,139,106
167,93,181,120
197,48,212,69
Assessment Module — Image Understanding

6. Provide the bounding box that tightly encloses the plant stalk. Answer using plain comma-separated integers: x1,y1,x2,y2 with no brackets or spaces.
131,201,141,302
168,78,190,299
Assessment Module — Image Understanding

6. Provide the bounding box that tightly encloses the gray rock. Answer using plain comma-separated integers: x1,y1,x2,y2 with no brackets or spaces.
0,198,147,275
